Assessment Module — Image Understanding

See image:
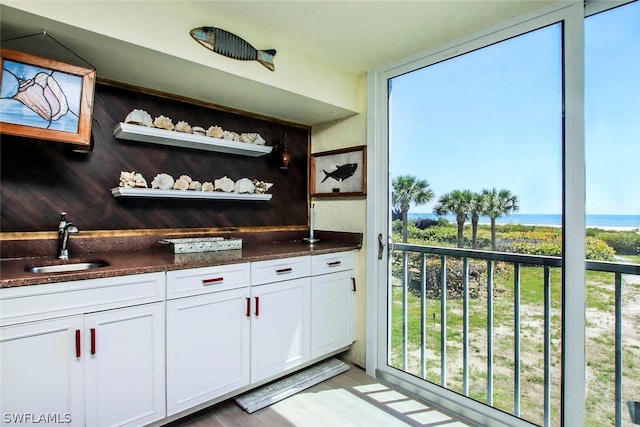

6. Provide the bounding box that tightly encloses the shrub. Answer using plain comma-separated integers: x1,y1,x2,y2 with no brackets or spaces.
589,230,640,255
392,252,507,299
414,217,440,229
585,237,616,260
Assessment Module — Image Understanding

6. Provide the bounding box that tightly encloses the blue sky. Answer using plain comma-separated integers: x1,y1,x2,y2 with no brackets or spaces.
390,2,639,216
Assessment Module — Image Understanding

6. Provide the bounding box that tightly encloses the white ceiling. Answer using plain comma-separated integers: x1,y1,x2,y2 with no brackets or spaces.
190,1,554,74
1,1,555,124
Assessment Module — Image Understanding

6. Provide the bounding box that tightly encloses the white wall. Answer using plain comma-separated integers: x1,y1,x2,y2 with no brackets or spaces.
311,76,368,367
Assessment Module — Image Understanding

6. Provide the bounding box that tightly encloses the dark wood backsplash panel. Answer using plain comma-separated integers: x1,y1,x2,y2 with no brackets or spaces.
1,83,309,232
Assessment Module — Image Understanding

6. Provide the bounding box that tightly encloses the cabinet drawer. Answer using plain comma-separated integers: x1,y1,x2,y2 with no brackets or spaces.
251,256,310,285
166,263,250,299
0,272,165,327
311,251,353,276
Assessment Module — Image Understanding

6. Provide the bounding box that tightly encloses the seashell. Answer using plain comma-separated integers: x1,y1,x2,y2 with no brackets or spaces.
201,182,214,192
192,126,206,136
134,173,148,188
214,176,235,192
119,171,148,188
173,178,190,191
13,72,68,122
175,121,192,133
234,177,256,194
189,181,202,191
151,173,174,190
153,115,174,131
222,130,240,141
240,133,266,145
206,126,224,138
252,179,273,194
178,175,192,184
124,109,153,127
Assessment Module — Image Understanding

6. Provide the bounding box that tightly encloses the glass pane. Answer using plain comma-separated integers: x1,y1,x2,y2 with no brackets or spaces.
388,24,563,425
585,2,640,426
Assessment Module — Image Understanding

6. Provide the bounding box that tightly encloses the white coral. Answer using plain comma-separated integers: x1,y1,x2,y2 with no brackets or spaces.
119,171,148,188
151,173,174,190
201,182,214,192
175,121,192,133
153,115,174,131
214,176,235,192
252,179,273,194
240,133,266,145
234,177,255,194
206,126,224,138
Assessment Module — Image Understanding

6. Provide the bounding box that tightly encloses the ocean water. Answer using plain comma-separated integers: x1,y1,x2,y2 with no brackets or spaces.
407,213,640,228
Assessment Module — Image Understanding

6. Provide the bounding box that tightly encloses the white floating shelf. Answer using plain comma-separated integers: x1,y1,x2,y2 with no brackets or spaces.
111,187,272,201
113,122,273,157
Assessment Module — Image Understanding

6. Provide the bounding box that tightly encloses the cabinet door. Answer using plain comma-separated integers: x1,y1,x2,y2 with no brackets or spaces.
166,287,251,416
310,270,354,359
251,278,311,383
0,316,84,427
84,303,165,427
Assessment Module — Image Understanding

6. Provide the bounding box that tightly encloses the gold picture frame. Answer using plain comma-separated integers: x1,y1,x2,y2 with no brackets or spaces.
310,145,366,197
0,48,96,146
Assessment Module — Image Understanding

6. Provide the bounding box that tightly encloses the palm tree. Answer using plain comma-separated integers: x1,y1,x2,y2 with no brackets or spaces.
433,190,473,248
481,187,520,250
392,175,434,243
469,192,484,249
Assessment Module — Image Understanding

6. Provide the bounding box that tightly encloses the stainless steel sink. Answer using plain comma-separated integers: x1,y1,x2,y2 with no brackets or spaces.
25,260,109,274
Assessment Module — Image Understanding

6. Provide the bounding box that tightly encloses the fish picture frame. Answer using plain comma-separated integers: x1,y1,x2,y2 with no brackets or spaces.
0,48,96,146
310,145,366,197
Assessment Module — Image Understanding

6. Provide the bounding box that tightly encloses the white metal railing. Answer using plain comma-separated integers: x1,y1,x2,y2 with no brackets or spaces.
392,243,640,426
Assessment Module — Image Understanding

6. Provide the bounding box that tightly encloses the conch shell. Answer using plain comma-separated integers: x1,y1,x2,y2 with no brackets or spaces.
153,115,174,131
13,72,68,122
214,176,235,192
175,121,192,133
151,173,174,190
124,109,153,127
234,177,255,194
206,126,224,138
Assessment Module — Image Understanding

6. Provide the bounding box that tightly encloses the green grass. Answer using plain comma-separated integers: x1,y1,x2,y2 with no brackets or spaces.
389,250,639,426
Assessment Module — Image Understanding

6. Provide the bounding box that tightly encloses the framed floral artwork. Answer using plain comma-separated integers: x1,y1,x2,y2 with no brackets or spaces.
310,145,366,197
0,48,96,146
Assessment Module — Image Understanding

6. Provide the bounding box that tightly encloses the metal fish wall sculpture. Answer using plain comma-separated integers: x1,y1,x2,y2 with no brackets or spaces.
190,26,276,71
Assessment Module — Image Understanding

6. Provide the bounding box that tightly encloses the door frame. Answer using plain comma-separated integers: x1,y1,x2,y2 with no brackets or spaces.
365,1,586,425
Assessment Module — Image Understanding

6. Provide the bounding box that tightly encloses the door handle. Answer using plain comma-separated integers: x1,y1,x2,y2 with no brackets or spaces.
378,233,384,260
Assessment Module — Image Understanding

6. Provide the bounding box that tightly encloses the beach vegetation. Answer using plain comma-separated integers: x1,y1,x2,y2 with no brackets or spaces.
479,187,520,250
433,189,474,248
586,228,640,255
391,175,434,243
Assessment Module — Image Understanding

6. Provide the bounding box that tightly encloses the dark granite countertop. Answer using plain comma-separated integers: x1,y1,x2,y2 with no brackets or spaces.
0,230,362,288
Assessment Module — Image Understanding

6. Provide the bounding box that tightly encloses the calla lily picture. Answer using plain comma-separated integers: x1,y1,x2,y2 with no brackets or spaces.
0,49,96,146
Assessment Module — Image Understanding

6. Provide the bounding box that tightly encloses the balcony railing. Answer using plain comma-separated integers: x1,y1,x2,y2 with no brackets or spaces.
392,243,640,427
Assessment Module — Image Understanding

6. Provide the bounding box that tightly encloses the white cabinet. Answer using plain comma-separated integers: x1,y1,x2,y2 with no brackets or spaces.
165,264,251,416
84,303,165,427
310,252,356,359
310,270,354,358
0,273,166,427
250,277,311,382
0,316,85,426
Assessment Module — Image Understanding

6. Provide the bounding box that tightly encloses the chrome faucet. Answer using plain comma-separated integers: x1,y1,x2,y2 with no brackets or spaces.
57,212,79,260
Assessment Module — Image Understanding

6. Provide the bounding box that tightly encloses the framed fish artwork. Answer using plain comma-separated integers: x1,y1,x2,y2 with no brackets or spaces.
0,48,96,146
310,145,366,197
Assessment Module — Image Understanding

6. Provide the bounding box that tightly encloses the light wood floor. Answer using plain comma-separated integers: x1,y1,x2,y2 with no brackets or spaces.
170,361,472,427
